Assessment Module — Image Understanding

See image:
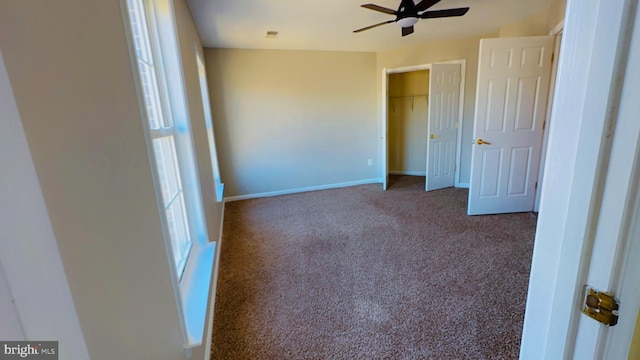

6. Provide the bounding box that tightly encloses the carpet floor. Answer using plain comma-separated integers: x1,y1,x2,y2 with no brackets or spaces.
211,175,537,359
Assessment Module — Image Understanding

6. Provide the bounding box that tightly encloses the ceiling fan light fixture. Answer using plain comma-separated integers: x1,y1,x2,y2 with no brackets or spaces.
397,16,418,28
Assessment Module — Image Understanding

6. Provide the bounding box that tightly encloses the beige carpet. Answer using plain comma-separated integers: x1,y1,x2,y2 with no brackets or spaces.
211,175,536,359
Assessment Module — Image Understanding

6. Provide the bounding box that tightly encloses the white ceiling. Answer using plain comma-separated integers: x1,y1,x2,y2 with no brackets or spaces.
186,0,555,52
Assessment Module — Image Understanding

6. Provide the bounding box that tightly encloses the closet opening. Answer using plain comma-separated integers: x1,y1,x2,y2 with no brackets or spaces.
388,70,430,178
381,60,466,191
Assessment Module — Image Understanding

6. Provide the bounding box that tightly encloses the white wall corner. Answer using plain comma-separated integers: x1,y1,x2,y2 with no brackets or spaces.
0,49,90,359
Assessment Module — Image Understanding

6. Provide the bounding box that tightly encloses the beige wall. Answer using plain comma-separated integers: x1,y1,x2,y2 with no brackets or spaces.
205,49,378,198
388,71,429,174
382,0,566,185
499,0,566,37
0,0,220,359
377,33,497,185
546,0,567,32
499,12,548,37
202,0,567,194
388,70,430,96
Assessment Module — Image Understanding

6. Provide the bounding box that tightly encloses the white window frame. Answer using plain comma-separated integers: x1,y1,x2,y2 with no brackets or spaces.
126,0,193,279
122,0,216,349
195,50,224,202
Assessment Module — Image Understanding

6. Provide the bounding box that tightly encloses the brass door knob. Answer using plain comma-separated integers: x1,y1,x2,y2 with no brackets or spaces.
430,134,440,139
476,138,491,145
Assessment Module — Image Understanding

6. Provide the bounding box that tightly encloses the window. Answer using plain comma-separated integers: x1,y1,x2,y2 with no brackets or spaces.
195,52,224,201
125,0,216,348
126,0,195,277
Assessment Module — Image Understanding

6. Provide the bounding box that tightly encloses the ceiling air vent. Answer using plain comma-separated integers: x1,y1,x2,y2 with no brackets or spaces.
266,31,279,39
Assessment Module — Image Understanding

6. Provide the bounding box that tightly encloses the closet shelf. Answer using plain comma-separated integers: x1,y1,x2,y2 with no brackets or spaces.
389,94,428,99
389,94,428,112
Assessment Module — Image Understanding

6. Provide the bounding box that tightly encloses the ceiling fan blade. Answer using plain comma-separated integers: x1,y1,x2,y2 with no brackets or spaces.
415,0,441,12
361,4,397,15
401,26,414,37
419,7,470,19
353,20,396,33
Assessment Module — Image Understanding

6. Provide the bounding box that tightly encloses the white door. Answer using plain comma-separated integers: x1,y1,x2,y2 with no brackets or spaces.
425,63,460,191
467,36,553,215
571,5,640,357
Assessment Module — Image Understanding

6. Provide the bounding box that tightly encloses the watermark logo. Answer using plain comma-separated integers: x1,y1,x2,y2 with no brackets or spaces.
0,342,57,359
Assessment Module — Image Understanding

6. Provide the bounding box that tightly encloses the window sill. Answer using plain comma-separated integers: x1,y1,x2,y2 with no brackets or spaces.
215,182,224,203
179,240,216,348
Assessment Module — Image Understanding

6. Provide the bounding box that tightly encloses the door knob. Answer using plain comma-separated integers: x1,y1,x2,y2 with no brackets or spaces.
430,134,440,139
475,139,491,145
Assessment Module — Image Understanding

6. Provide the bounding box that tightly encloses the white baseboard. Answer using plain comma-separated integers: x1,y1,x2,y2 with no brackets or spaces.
456,182,470,188
389,171,426,176
223,178,383,202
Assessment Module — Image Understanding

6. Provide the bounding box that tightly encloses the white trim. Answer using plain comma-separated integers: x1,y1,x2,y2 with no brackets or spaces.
382,68,388,190
555,0,636,356
457,182,470,189
163,0,214,347
217,202,225,243
215,182,225,204
160,0,211,249
389,171,426,176
550,20,565,36
194,45,224,203
179,241,215,347
382,64,431,192
590,3,640,357
602,133,640,359
120,0,189,346
387,64,432,74
224,178,383,202
535,30,563,212
202,201,225,360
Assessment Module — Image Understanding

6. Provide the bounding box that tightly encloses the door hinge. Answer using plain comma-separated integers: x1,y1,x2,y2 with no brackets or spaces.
534,182,538,190
453,164,456,172
542,121,546,130
551,52,555,63
582,286,619,326
455,122,460,129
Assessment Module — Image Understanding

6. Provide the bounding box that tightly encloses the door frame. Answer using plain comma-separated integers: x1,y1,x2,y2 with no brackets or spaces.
534,21,564,212
519,0,639,358
381,59,466,189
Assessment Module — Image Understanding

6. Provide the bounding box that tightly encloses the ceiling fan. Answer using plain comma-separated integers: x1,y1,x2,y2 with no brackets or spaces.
354,0,469,37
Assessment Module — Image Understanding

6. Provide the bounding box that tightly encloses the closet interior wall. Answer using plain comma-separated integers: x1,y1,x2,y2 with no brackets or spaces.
388,70,430,176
